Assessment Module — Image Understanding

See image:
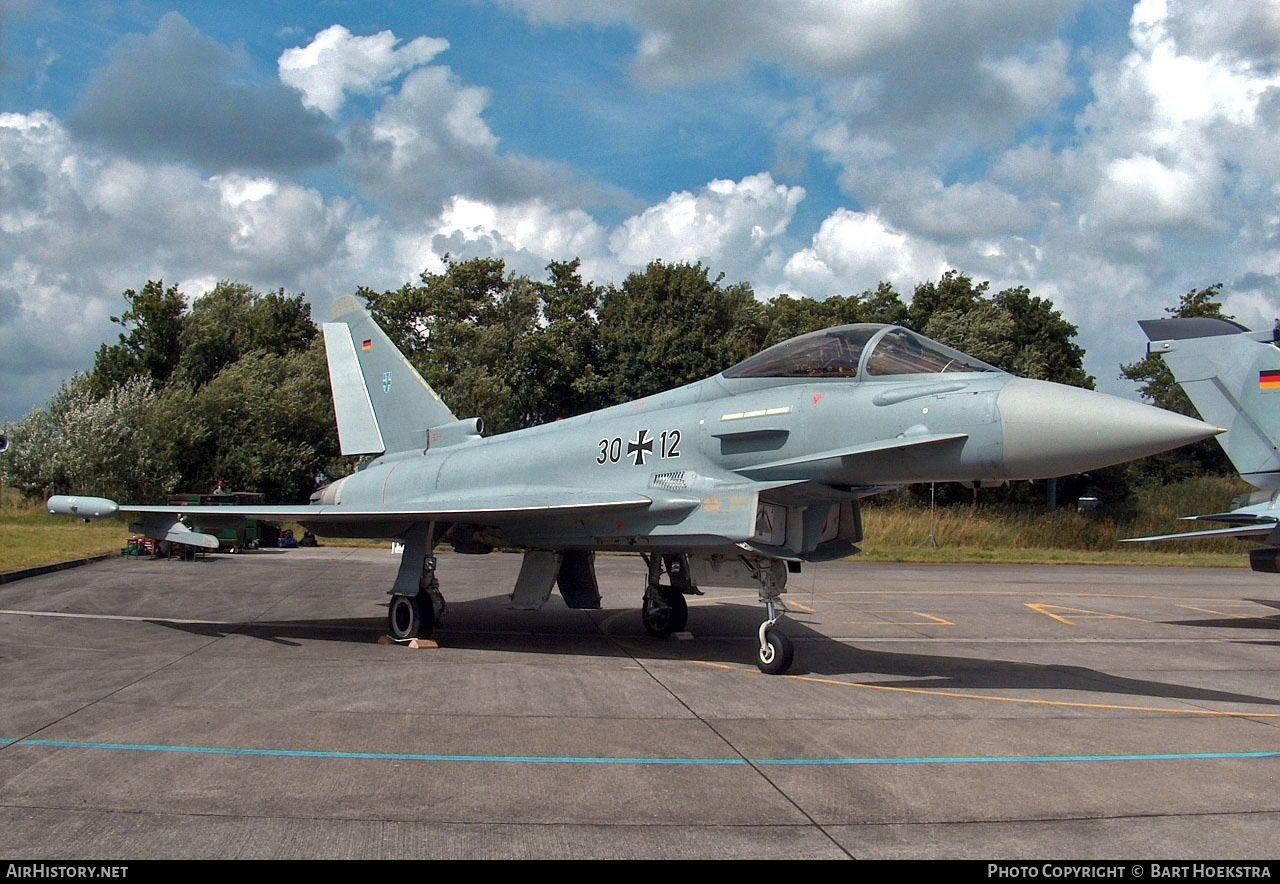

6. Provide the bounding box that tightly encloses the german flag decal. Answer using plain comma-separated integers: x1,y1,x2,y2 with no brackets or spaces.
362,339,372,351
1260,369,1280,390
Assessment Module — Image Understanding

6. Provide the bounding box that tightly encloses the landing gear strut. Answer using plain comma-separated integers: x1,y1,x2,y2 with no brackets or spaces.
747,556,793,675
388,523,447,641
640,554,689,638
756,599,794,675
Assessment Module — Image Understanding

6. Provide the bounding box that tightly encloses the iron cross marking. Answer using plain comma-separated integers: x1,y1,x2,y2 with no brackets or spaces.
627,429,653,466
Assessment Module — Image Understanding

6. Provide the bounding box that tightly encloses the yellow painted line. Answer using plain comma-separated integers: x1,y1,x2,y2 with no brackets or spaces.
911,611,952,625
838,611,954,626
600,609,1279,718
1176,604,1275,619
831,590,1253,601
784,673,1280,717
1027,604,1074,625
1025,603,1149,625
685,659,1280,717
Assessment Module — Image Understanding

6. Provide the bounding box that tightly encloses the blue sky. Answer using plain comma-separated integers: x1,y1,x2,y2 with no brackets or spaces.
2,0,1278,420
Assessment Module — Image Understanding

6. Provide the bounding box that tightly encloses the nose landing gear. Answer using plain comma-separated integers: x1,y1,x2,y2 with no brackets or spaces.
756,600,794,675
749,556,793,675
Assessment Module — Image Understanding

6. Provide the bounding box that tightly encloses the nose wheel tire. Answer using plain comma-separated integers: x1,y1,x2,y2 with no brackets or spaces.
757,628,793,675
642,585,688,638
389,593,434,640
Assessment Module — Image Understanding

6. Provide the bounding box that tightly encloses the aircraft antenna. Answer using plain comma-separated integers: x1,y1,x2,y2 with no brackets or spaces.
919,482,939,549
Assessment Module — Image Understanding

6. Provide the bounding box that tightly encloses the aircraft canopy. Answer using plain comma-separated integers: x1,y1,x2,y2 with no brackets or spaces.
722,324,999,379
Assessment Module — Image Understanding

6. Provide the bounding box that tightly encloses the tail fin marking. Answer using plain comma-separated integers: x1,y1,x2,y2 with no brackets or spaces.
324,295,457,456
322,321,386,456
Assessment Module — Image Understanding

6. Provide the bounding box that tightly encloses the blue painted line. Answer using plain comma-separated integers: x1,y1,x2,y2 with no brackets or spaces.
0,738,740,765
2,738,1279,766
758,751,1280,765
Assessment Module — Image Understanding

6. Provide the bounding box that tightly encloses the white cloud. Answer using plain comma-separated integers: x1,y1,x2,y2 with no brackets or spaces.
279,25,449,118
344,60,598,219
504,0,1076,151
67,13,339,172
1089,153,1211,230
781,208,948,298
0,112,357,419
502,0,1071,85
413,196,612,281
608,173,804,273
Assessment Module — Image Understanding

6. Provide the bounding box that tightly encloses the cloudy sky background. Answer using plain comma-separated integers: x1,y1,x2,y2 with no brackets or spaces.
2,0,1278,421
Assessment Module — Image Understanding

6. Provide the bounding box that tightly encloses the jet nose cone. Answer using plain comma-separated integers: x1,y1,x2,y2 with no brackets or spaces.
997,378,1221,479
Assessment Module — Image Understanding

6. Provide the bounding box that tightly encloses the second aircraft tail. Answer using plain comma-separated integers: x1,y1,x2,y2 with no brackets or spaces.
1141,317,1280,490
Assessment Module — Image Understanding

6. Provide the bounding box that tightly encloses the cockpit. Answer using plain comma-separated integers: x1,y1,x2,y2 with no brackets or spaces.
722,324,999,379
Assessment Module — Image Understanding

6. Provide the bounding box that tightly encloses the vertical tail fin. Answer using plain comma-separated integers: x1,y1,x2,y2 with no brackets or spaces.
323,295,456,456
1141,317,1280,490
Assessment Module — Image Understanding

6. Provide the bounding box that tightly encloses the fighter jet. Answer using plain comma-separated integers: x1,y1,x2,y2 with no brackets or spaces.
1125,317,1280,572
49,297,1219,673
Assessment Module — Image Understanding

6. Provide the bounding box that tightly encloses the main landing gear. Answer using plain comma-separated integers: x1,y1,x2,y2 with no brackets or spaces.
640,554,689,639
388,539,447,641
641,552,795,675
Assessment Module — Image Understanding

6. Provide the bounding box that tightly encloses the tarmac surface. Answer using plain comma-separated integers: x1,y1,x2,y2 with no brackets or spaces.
1,546,1278,859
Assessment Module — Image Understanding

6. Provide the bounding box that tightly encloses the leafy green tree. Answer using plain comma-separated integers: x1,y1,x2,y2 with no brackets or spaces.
992,286,1092,387
759,285,909,347
906,270,988,332
597,261,767,402
88,281,186,396
156,340,337,501
923,302,1017,370
908,271,1091,388
762,291,877,346
1,374,176,500
512,260,610,425
176,282,316,387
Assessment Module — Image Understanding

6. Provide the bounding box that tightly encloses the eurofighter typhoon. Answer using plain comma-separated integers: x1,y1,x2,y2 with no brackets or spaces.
49,297,1220,673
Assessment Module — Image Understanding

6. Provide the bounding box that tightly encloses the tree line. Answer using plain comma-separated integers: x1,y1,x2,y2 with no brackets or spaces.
0,257,1231,504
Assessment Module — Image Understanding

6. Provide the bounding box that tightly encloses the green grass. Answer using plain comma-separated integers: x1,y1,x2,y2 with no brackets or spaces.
0,477,1261,573
858,476,1254,567
0,492,131,572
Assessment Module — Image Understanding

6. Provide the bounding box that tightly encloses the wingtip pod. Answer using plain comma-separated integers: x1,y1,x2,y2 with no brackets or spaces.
47,495,119,520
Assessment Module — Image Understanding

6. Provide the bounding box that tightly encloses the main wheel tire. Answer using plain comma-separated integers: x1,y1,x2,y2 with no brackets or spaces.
757,628,794,675
388,594,434,640
642,595,672,638
642,585,688,638
664,585,688,633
